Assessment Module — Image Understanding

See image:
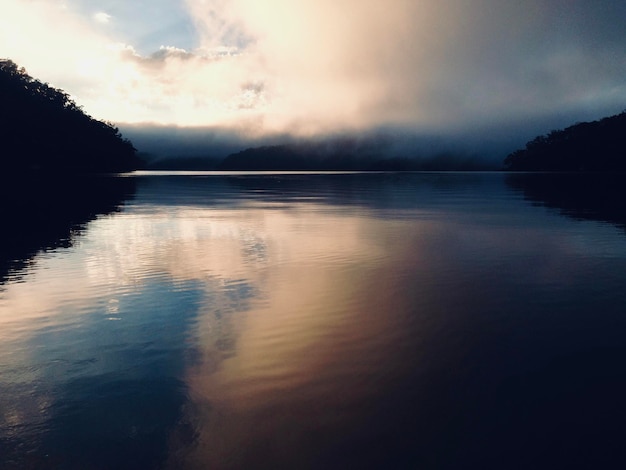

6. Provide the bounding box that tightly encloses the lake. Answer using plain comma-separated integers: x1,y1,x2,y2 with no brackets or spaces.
1,172,626,469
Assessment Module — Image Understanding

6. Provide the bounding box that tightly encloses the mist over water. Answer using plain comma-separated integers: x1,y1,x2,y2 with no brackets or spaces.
1,172,626,469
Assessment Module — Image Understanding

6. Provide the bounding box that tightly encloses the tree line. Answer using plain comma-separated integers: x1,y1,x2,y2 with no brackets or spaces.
0,59,142,173
504,111,626,171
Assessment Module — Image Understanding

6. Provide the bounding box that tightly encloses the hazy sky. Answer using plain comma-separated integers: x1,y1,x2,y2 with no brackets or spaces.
3,0,626,142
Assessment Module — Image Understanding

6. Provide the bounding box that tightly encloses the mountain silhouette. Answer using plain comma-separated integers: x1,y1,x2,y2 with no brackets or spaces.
504,111,626,171
0,59,142,173
218,143,493,171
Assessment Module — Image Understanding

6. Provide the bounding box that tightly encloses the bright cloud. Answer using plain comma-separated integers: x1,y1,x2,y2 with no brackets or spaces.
2,0,626,137
93,11,112,24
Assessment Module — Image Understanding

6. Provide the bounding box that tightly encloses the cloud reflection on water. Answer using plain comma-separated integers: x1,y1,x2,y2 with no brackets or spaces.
1,173,626,468
0,185,393,468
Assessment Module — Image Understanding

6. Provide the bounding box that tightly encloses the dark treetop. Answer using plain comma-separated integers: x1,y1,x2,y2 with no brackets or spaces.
504,111,626,172
0,59,142,173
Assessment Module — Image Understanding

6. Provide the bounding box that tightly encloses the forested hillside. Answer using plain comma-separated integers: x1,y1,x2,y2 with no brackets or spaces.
0,59,142,173
504,112,626,171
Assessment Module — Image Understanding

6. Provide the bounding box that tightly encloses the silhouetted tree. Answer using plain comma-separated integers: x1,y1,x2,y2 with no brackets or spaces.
0,59,142,173
504,111,626,171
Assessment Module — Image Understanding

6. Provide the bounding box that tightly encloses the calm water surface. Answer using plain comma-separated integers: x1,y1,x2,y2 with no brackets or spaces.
1,172,626,469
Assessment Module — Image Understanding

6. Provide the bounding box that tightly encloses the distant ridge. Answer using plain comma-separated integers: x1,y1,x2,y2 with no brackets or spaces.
504,111,626,171
0,59,142,173
218,144,493,171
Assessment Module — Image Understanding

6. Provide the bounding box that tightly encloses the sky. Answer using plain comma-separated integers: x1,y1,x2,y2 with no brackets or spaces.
2,0,626,157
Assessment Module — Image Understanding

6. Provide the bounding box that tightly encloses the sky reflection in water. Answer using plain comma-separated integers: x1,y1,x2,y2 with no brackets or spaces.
1,173,626,469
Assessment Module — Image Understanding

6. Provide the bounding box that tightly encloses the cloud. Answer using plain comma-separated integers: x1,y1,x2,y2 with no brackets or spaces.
176,0,626,134
2,0,626,138
93,11,112,24
0,1,114,88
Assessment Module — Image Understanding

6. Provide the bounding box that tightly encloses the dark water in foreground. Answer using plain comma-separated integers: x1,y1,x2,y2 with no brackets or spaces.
1,172,626,469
